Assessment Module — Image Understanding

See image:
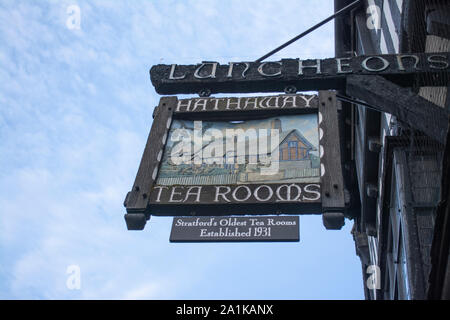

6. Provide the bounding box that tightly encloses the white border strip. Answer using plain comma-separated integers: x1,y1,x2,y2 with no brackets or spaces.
383,0,400,53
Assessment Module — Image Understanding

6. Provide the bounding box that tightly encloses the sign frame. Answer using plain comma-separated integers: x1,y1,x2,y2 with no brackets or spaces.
124,92,345,230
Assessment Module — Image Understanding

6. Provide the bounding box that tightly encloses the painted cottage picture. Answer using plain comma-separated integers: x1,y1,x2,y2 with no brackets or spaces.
156,114,320,186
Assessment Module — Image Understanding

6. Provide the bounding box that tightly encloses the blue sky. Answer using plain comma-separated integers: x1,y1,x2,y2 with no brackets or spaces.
0,0,364,299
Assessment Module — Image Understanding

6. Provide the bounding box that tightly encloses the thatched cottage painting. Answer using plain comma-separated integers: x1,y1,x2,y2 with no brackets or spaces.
156,114,320,185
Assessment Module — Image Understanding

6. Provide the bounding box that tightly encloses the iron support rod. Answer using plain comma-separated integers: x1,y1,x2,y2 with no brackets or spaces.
255,0,362,63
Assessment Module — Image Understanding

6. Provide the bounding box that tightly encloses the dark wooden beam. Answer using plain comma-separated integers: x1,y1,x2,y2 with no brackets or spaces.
150,52,449,95
428,118,450,299
346,75,450,145
124,97,176,230
319,91,346,230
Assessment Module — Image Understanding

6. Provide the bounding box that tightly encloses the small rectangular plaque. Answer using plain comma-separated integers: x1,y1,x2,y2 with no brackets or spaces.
169,216,299,242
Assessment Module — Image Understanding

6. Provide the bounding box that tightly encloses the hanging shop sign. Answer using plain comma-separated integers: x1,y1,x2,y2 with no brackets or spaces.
124,92,345,230
150,52,449,95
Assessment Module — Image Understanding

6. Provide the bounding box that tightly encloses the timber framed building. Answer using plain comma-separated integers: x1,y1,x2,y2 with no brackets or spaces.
335,0,450,299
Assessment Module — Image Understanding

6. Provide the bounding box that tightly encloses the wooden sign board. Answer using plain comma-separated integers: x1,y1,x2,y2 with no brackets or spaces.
124,93,345,230
150,52,449,95
169,216,299,242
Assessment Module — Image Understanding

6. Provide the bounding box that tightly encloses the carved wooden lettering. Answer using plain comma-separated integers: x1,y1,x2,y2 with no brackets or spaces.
150,52,449,95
